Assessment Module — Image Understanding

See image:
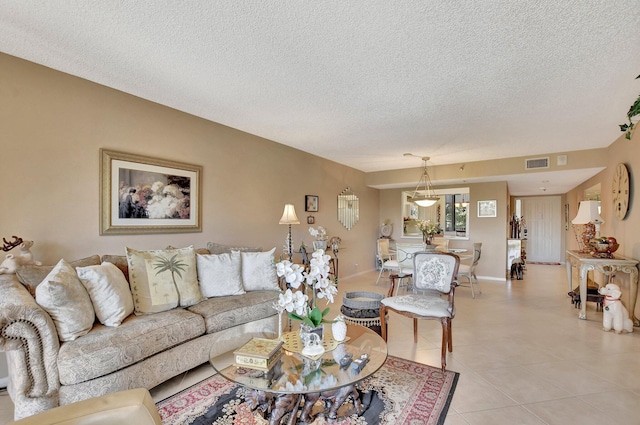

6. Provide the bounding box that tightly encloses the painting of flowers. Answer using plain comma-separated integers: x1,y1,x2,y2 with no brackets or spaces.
101,149,202,234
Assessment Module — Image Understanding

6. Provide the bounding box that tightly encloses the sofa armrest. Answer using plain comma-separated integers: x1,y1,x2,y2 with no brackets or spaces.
0,274,61,418
12,388,162,425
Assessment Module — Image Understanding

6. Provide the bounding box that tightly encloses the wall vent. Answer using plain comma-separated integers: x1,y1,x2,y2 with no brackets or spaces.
525,157,549,170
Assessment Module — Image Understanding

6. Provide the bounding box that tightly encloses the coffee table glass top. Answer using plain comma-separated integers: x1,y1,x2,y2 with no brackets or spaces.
210,325,387,394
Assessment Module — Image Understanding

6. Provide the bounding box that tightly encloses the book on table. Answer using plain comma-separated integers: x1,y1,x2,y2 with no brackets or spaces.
234,337,284,371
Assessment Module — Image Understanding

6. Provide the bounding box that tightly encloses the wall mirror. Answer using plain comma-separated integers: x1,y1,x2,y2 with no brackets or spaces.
401,188,470,239
584,183,601,201
338,187,359,230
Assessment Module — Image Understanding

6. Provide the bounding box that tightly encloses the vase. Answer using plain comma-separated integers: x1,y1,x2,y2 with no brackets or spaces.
423,233,433,246
300,322,324,341
313,240,327,251
300,323,325,357
331,316,347,341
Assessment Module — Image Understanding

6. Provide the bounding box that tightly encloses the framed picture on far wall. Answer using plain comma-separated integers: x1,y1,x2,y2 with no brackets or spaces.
100,149,202,235
477,200,497,218
305,195,319,212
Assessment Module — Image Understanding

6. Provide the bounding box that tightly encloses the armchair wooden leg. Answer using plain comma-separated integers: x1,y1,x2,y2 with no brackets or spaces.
380,305,388,341
447,319,453,352
413,318,418,343
440,318,448,371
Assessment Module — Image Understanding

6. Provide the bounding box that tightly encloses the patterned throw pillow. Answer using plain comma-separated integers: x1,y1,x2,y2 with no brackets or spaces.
240,248,279,291
35,259,95,341
196,251,245,297
76,262,134,326
126,246,203,315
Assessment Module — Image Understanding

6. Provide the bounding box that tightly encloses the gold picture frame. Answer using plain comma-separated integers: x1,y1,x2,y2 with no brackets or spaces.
100,149,202,235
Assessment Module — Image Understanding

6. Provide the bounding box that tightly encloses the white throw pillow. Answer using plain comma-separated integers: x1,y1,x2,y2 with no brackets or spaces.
76,262,134,326
126,246,203,315
241,248,279,291
35,259,95,341
196,252,246,297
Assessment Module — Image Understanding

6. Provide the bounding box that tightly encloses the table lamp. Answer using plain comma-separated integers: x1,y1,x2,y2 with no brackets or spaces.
279,204,300,261
571,200,604,253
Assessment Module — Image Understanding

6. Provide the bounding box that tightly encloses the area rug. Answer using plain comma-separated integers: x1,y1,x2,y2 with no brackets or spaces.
157,356,459,425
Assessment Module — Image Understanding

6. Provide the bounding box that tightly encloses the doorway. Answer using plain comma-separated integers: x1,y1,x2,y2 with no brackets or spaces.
521,196,563,263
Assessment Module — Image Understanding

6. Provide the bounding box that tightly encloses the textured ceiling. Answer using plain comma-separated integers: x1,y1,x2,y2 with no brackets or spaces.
1,1,639,194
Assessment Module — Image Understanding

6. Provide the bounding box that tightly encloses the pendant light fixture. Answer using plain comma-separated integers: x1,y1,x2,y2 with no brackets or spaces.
409,156,439,207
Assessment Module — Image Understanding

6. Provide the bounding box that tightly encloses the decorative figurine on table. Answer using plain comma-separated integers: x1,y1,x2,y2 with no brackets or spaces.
301,332,325,357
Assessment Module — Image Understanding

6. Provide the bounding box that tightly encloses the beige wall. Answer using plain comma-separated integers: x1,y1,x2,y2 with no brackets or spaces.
566,129,640,317
0,53,379,279
379,181,509,280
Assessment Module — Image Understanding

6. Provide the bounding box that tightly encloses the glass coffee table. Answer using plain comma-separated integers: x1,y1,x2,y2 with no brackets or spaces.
210,325,387,424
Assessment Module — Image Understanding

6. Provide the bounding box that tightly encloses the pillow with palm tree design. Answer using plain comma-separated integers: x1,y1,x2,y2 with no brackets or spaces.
126,246,203,315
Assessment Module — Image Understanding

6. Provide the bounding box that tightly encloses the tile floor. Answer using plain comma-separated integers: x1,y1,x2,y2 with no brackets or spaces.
2,263,640,424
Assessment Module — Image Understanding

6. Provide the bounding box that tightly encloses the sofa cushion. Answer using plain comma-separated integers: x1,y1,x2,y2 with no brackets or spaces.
240,248,279,291
35,259,96,342
207,242,262,255
126,246,204,315
17,255,101,295
57,308,205,385
196,252,245,297
187,290,279,334
76,262,134,327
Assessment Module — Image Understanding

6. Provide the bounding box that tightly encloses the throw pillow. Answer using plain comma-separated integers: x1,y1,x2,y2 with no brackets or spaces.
100,255,129,282
16,255,101,296
241,248,279,291
196,252,245,297
35,259,95,341
207,242,262,255
76,262,134,327
126,246,203,315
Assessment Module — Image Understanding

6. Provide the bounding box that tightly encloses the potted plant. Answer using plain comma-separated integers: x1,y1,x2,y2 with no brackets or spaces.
619,74,640,140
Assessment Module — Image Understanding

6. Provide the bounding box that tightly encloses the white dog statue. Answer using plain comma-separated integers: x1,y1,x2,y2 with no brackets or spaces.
0,240,42,275
598,283,634,334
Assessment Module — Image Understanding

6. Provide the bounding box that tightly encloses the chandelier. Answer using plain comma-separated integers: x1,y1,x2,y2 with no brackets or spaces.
409,156,439,207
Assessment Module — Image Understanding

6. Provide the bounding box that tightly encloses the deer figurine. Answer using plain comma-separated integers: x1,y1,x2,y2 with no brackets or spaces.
0,236,42,274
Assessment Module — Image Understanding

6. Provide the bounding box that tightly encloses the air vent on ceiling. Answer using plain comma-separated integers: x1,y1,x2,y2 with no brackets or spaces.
525,157,549,170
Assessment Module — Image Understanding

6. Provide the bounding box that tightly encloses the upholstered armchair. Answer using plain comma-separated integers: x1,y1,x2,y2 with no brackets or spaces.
380,251,460,370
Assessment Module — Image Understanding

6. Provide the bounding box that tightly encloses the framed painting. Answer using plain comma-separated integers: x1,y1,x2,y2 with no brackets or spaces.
477,200,497,218
305,195,319,212
100,149,202,234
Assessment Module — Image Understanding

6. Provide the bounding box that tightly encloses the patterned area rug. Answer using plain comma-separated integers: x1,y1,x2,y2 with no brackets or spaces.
157,356,459,425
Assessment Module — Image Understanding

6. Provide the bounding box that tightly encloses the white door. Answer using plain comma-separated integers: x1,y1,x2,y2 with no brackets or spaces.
522,196,563,263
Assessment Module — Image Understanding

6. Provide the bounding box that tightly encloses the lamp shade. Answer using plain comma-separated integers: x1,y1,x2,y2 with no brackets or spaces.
279,204,300,224
411,196,439,207
571,200,604,225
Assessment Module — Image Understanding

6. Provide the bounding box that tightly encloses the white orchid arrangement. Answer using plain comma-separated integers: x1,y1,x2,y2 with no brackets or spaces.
308,226,328,241
275,249,338,327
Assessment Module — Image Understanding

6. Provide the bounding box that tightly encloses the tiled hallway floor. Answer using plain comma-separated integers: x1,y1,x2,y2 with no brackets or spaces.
3,263,640,424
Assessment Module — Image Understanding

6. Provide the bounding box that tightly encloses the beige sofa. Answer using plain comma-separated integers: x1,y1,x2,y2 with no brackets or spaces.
0,246,280,420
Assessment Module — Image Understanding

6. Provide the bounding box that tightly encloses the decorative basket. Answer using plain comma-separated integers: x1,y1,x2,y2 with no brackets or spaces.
341,292,386,336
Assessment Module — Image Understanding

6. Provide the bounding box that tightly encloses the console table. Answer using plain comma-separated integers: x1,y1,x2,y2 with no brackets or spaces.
565,250,639,325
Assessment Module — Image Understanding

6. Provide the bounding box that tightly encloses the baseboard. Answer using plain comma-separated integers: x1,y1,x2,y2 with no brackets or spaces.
0,376,8,389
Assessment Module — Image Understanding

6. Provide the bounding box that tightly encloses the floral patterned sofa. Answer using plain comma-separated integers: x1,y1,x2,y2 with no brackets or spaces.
0,243,280,420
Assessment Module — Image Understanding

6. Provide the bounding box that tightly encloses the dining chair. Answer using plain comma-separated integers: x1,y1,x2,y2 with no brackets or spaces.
457,242,482,298
380,251,460,370
375,238,398,284
431,237,450,252
393,243,425,288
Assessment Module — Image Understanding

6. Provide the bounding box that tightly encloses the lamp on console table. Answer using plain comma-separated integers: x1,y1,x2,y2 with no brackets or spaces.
279,204,300,261
571,200,604,253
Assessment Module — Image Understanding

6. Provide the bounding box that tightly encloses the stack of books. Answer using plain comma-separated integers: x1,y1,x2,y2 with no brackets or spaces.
233,338,284,372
